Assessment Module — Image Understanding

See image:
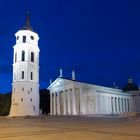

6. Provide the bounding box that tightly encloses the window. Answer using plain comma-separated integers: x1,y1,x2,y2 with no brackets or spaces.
15,52,17,62
30,36,34,40
23,36,26,43
21,98,23,102
31,52,34,62
16,36,19,40
31,88,32,92
21,51,25,61
28,90,30,94
22,71,24,79
31,72,33,80
30,98,32,102
22,87,24,91
33,105,35,111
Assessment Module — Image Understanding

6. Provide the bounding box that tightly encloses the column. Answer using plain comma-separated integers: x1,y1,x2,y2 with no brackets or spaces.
113,97,116,114
124,98,126,112
57,92,60,115
127,99,130,112
117,98,120,114
120,98,122,114
72,89,76,115
63,91,66,115
65,90,68,114
79,89,83,115
121,98,124,113
126,98,128,112
70,89,72,115
116,97,118,114
111,97,114,114
130,98,133,112
67,90,70,115
54,92,56,115
50,93,52,115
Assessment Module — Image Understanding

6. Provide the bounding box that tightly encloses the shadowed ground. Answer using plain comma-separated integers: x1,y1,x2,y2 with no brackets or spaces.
0,116,140,140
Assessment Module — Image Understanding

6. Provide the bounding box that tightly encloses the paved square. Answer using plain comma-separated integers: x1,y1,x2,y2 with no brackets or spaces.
0,116,140,140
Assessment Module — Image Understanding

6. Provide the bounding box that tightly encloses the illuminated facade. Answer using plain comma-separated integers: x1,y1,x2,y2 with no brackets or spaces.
9,13,40,116
48,70,138,116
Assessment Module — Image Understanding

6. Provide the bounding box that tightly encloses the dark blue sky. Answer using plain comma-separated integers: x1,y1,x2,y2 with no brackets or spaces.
0,0,140,93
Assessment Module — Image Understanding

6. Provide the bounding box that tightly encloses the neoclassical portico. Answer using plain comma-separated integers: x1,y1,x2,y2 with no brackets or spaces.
50,88,80,115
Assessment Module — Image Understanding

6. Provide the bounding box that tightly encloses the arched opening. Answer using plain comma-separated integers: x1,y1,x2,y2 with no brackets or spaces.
31,72,33,80
21,71,24,79
31,52,34,62
21,51,25,61
15,52,17,62
23,36,26,43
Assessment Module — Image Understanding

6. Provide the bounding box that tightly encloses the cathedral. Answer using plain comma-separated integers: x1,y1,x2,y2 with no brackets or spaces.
48,70,140,116
9,14,140,117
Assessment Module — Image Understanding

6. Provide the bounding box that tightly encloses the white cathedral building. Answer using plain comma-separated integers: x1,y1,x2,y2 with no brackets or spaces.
48,70,140,116
9,13,40,116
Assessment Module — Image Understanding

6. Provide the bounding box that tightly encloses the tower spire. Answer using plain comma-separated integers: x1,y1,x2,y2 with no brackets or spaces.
25,12,31,27
22,12,33,31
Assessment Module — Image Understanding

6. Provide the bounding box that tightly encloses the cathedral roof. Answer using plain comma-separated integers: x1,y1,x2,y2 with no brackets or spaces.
123,79,139,92
20,12,33,31
48,77,123,93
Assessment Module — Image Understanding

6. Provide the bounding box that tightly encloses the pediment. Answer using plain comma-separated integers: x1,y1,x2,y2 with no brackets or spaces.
48,78,74,90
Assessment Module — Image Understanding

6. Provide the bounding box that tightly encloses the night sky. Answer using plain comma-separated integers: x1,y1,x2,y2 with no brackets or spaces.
0,0,140,93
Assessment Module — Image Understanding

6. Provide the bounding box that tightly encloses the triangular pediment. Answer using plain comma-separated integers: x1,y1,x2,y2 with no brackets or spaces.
48,78,74,90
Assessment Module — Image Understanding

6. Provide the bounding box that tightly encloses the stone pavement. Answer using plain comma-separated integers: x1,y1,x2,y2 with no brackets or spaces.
0,116,140,140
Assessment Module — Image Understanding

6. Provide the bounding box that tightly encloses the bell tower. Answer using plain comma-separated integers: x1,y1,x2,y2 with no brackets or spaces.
9,13,40,116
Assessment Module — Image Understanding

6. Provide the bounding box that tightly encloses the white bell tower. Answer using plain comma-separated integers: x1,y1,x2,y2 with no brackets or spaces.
9,13,40,116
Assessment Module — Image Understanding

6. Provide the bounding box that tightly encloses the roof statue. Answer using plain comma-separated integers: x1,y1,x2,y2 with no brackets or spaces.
59,69,63,78
50,79,52,85
72,70,76,80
